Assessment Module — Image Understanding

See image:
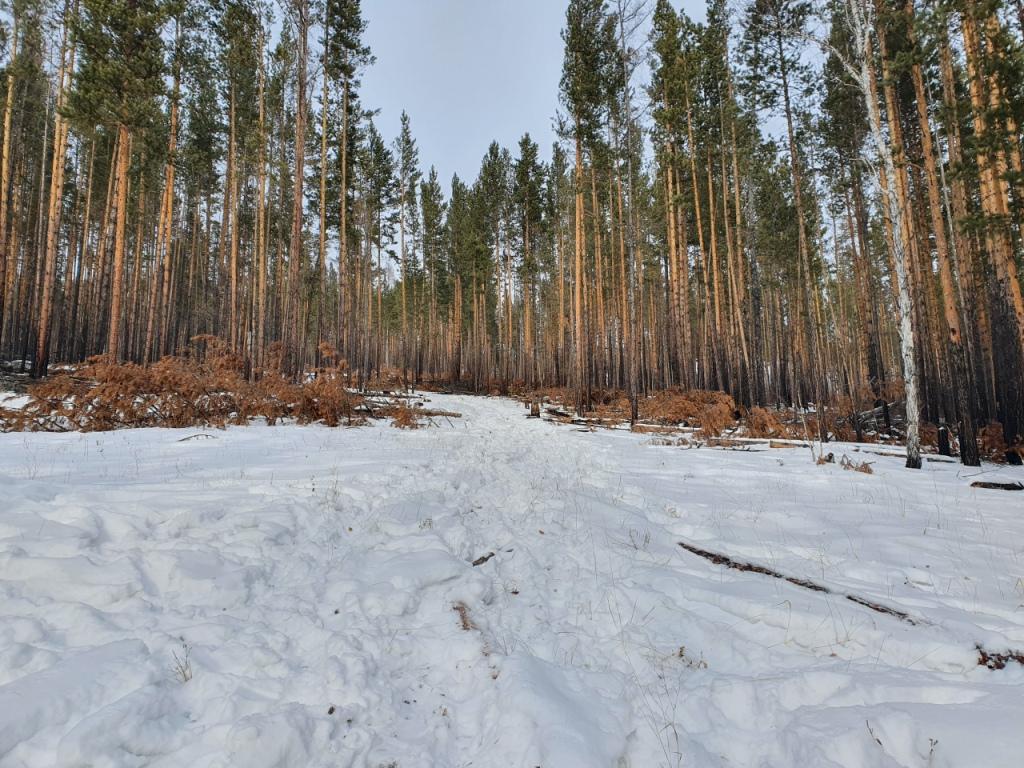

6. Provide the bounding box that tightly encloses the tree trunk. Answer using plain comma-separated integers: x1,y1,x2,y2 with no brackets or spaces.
106,124,132,363
573,130,585,414
34,13,74,377
0,13,17,353
906,2,978,465
854,0,921,468
285,0,308,377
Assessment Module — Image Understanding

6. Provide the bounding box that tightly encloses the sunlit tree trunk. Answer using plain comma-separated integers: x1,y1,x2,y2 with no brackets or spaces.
34,7,75,377
106,125,133,362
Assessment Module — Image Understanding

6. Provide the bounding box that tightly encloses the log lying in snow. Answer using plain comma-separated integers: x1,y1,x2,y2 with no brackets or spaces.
970,481,1024,491
371,390,421,400
678,540,918,623
707,437,767,448
471,552,495,566
858,448,956,464
678,540,1024,669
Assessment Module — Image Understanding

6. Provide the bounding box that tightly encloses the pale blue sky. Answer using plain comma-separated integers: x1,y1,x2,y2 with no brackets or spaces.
361,0,707,187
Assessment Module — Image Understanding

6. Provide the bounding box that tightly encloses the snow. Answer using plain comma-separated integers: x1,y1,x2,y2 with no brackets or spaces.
0,393,1022,767
0,391,28,411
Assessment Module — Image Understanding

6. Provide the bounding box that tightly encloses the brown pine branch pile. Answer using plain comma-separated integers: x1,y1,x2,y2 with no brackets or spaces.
0,337,365,433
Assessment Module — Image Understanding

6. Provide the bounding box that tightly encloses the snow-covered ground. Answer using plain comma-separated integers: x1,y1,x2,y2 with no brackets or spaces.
1,393,1022,768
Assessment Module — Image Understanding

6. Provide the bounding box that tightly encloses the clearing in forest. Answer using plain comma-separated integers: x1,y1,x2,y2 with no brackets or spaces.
0,394,1022,767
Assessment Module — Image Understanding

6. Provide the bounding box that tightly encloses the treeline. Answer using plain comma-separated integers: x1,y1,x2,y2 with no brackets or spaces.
1,0,1022,467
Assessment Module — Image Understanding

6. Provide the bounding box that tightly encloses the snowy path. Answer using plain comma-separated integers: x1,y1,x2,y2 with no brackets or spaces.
1,394,1023,767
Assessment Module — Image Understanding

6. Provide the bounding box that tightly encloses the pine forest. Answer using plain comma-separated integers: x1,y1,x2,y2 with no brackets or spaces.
3,2,1024,765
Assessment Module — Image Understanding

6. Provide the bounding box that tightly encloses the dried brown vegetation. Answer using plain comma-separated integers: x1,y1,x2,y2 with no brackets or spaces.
525,387,832,442
387,404,423,430
840,455,875,474
523,386,742,437
641,389,737,436
452,602,476,632
0,336,365,432
745,407,786,438
979,422,1009,461
519,386,1002,461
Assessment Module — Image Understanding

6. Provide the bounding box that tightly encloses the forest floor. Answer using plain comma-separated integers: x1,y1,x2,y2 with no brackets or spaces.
0,363,31,395
1,392,1023,767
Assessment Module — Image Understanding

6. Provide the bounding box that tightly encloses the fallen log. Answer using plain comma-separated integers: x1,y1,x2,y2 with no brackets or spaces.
677,540,917,624
707,437,767,448
176,433,217,442
858,448,956,464
970,481,1023,491
678,540,1024,669
770,440,808,449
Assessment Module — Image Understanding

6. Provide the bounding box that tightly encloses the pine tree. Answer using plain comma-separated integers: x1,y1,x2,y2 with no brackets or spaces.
1,0,1020,464
324,0,370,364
513,132,543,387
32,0,75,378
69,0,167,362
419,165,446,375
283,0,308,377
394,110,419,388
829,0,923,468
741,0,827,435
561,0,608,413
356,118,395,385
